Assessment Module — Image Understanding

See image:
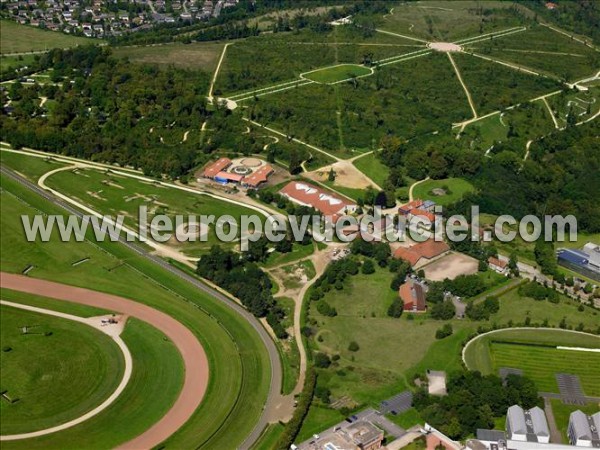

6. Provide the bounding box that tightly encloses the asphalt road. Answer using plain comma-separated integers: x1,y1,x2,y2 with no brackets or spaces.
0,166,281,449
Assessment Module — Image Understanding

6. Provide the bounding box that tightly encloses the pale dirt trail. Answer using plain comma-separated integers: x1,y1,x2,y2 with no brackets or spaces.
0,273,209,449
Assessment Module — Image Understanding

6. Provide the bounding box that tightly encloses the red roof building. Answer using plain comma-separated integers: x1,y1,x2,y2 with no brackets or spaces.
399,199,424,215
280,181,356,220
488,256,508,274
215,171,244,183
202,157,232,178
399,279,427,312
393,240,450,266
243,165,274,188
409,208,437,224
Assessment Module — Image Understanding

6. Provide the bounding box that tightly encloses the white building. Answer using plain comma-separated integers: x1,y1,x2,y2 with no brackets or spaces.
506,405,550,444
568,410,600,447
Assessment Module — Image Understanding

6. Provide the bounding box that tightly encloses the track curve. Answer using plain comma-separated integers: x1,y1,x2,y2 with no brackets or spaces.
0,272,209,450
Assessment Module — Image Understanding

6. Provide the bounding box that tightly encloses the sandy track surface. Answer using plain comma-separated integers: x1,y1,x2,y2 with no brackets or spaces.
0,272,209,449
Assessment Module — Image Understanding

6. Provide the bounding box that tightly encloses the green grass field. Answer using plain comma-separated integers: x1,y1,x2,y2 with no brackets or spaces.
464,329,600,396
112,42,225,73
0,53,37,73
0,304,125,434
0,172,271,448
352,153,390,188
42,166,259,256
412,177,475,206
491,343,600,395
0,20,97,54
302,64,372,84
0,149,67,181
550,399,600,443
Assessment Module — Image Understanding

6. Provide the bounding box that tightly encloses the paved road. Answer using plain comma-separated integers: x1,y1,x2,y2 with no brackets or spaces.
0,166,283,449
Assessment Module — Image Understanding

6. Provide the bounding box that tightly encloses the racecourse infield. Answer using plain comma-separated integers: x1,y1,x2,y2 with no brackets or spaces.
0,272,209,449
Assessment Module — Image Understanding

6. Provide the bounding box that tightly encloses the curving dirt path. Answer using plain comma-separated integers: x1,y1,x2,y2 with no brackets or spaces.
0,272,209,449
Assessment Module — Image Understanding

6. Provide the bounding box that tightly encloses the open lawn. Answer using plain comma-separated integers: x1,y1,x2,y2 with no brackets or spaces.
0,20,97,54
494,288,600,331
0,173,271,449
352,153,390,188
0,53,37,73
0,148,66,181
0,304,125,434
43,167,259,256
550,399,600,443
112,42,225,73
308,264,473,403
464,328,600,396
250,422,285,450
302,64,372,84
491,342,600,395
412,177,475,207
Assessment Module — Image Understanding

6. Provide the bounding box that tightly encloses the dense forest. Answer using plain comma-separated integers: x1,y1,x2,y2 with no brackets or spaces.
196,244,289,337
1,46,211,177
380,117,600,233
518,0,600,45
414,371,540,440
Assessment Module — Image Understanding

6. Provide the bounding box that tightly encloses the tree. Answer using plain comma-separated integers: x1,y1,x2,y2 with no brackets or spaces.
435,323,453,339
328,168,336,182
534,240,557,276
430,300,455,320
288,148,302,174
361,259,375,274
314,352,331,368
348,341,360,352
317,300,337,317
508,252,519,277
387,298,404,318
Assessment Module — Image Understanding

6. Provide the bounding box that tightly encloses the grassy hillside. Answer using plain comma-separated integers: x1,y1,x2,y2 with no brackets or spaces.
0,20,97,54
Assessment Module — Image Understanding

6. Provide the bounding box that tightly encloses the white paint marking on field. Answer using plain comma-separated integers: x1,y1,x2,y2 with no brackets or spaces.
557,346,600,353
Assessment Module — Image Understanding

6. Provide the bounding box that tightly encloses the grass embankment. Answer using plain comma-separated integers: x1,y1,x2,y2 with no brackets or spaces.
43,166,257,256
0,20,97,54
0,172,271,449
411,177,476,206
464,328,600,396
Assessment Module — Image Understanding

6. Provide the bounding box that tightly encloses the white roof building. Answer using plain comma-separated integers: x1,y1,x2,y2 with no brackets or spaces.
507,405,550,444
568,410,600,447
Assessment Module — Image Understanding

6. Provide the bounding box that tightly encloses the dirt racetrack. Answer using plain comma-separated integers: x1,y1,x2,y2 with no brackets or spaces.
0,272,209,449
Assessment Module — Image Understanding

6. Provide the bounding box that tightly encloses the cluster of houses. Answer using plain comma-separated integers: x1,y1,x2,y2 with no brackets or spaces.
398,198,440,230
1,0,238,38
